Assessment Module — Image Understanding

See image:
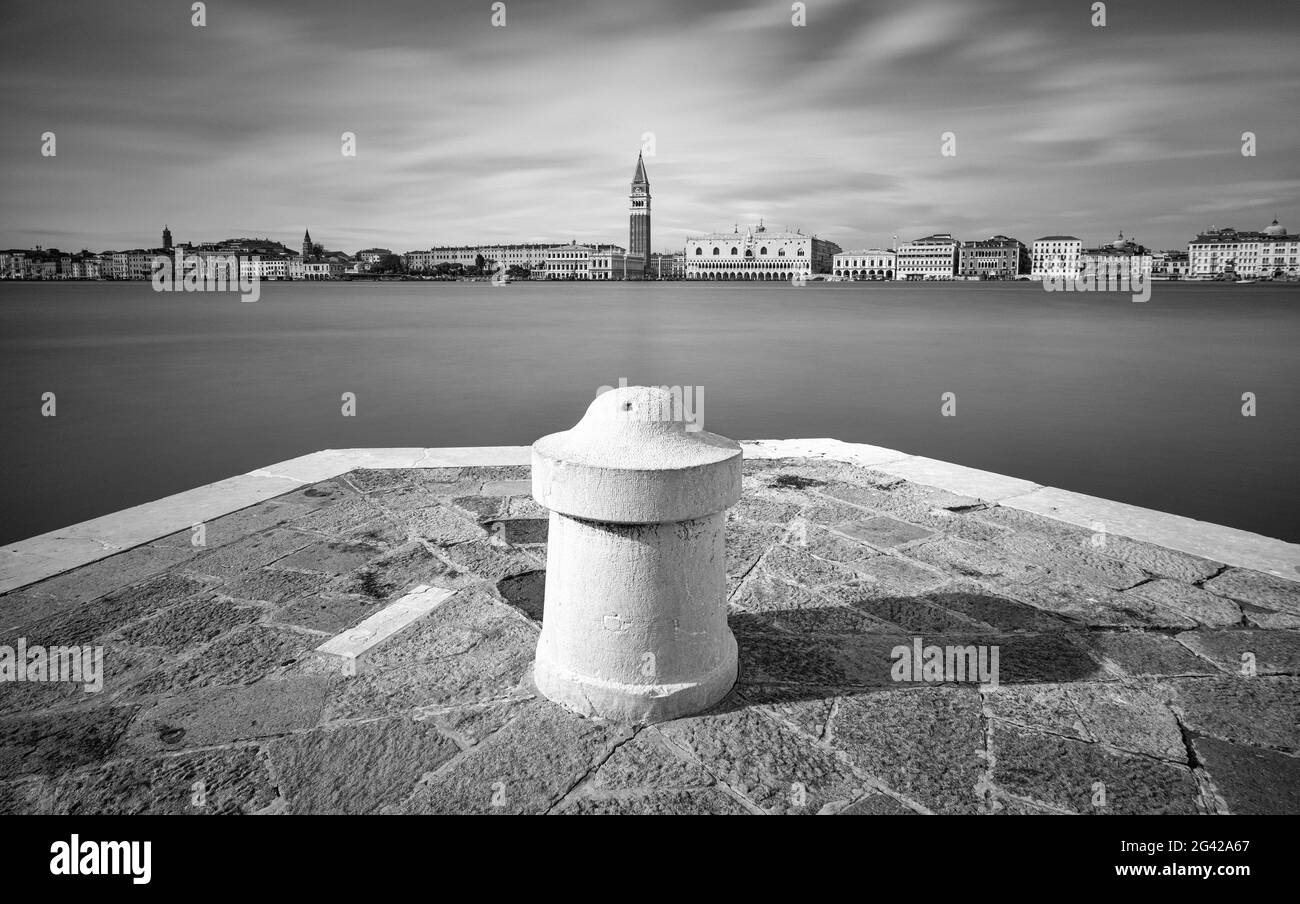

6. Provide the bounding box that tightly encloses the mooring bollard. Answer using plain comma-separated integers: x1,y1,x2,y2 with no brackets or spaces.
531,385,742,723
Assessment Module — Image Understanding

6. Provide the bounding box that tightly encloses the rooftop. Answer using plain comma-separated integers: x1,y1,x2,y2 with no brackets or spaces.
1,442,1297,815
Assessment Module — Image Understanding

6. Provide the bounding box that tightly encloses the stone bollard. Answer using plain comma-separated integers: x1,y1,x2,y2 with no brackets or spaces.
531,385,742,724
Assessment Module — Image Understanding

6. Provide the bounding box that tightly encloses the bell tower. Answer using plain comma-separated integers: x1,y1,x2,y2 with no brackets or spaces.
629,152,650,273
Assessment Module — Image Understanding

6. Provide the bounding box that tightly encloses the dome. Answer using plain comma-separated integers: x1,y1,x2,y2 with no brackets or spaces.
1264,219,1287,237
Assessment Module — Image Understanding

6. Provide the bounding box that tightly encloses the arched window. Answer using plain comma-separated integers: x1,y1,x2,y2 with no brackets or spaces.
760,247,767,255
695,247,702,255
744,249,753,258
731,247,738,255
777,249,786,257
712,247,720,255
797,248,806,257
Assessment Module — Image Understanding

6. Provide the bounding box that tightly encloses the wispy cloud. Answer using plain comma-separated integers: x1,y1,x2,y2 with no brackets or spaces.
0,0,1295,253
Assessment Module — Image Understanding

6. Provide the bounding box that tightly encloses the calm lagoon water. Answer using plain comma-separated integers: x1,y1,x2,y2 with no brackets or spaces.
1,279,1297,545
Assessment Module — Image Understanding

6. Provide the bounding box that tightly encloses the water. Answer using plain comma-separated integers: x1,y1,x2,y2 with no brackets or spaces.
1,280,1297,545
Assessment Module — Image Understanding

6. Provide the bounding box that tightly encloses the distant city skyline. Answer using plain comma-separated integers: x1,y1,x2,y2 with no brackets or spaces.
1,0,1297,253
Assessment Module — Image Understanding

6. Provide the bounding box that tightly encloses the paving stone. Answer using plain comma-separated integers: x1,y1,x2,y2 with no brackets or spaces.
183,527,314,579
344,469,422,493
586,730,714,791
922,583,1077,633
0,543,197,619
923,633,1102,686
439,540,542,583
0,778,45,815
448,495,504,521
831,792,918,814
658,707,870,815
503,495,547,519
323,588,536,718
825,583,989,633
885,504,1012,542
485,518,548,546
1241,604,1300,629
737,601,894,635
396,699,630,815
1175,629,1300,677
221,566,331,604
116,594,263,652
800,497,879,527
1203,569,1300,617
185,501,307,549
1006,580,1197,629
564,788,750,815
1092,535,1224,584
729,496,804,525
974,505,1096,543
985,684,1089,740
1122,579,1242,628
1192,736,1300,815
337,543,478,601
271,591,386,634
832,515,935,550
994,534,1150,590
1164,677,1300,751
496,569,545,621
839,555,950,596
1065,683,1186,761
480,479,534,497
744,686,837,741
122,676,332,752
731,569,830,615
753,544,864,591
725,519,783,582
137,625,318,694
291,495,390,537
18,573,214,645
274,478,355,510
422,698,531,747
52,746,278,815
992,723,1201,814
0,644,164,717
736,633,901,688
375,486,486,542
829,686,986,814
797,526,880,571
268,716,461,814
1083,632,1221,677
273,540,383,575
909,536,1046,584
0,707,137,778
818,481,902,511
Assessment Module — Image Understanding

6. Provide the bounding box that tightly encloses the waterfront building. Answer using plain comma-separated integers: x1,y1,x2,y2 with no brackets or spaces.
539,242,643,280
833,249,896,280
629,152,651,275
1189,220,1299,278
1030,236,1083,280
1081,232,1152,279
404,244,564,272
895,234,959,280
1151,250,1190,279
647,251,685,280
958,236,1029,279
162,225,173,250
684,223,841,280
356,248,392,264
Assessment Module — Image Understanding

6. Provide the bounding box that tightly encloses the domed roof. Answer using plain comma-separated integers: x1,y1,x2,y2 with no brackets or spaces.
1264,218,1287,237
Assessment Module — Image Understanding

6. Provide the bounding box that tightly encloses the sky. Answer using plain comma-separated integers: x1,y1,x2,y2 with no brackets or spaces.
1,0,1297,254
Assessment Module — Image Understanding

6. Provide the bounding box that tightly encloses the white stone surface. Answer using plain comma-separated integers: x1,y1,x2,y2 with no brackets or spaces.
532,386,742,722
1001,487,1300,580
872,456,1041,501
315,584,457,674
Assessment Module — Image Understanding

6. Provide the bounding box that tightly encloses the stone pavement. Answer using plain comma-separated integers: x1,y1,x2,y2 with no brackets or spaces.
1,458,1297,815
